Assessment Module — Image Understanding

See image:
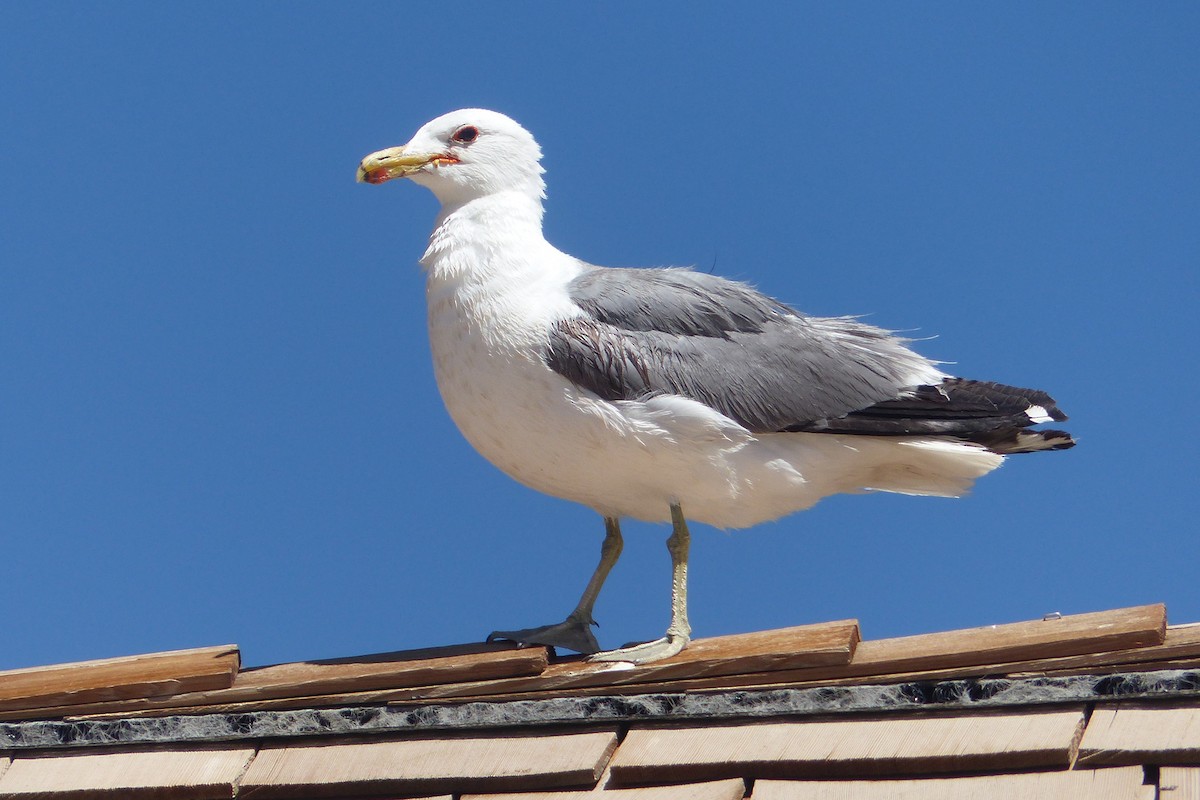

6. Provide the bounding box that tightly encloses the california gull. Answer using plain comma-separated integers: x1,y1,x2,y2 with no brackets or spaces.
357,109,1074,664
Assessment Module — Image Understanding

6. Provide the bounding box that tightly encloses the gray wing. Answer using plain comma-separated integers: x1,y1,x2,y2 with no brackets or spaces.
546,266,937,433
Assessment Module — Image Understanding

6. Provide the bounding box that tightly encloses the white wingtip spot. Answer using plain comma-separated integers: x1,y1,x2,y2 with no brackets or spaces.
1026,404,1053,424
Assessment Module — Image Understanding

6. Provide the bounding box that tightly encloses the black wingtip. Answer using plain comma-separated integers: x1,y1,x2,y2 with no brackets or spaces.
985,428,1077,454
792,377,1074,455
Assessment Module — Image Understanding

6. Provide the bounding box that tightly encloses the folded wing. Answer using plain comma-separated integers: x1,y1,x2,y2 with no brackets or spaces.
546,265,1073,454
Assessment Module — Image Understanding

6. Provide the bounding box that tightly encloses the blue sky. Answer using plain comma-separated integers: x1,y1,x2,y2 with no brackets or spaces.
2,4,1197,671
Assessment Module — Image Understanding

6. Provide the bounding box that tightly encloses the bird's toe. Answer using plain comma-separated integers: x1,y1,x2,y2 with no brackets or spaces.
589,633,689,664
487,616,601,655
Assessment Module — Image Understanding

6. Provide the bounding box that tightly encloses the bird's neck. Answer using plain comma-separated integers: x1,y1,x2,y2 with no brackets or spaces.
421,191,567,287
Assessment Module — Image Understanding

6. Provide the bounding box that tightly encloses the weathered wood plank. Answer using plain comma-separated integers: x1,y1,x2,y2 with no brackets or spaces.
239,729,618,798
0,641,547,721
1079,706,1200,766
0,645,240,713
463,777,745,800
835,604,1166,675
0,745,255,799
634,619,860,674
217,641,549,702
752,766,1143,800
609,709,1085,784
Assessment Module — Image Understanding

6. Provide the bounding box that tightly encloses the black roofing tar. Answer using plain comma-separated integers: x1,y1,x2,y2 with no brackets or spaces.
1,669,1197,751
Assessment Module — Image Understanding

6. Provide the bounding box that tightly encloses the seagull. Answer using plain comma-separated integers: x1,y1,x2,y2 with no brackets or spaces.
357,109,1074,664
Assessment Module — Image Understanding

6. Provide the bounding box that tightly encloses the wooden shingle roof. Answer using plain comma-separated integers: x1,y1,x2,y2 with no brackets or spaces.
0,603,1197,798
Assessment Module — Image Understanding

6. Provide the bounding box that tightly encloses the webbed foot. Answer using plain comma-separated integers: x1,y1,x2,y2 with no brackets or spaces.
487,612,600,654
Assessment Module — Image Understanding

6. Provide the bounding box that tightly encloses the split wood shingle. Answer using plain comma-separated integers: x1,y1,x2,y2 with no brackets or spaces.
238,729,618,798
608,709,1085,784
1079,706,1200,767
1160,767,1200,799
463,777,748,800
751,766,1148,800
0,745,255,799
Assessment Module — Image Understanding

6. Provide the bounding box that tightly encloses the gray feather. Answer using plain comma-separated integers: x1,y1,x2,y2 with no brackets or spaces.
547,266,936,433
568,266,792,337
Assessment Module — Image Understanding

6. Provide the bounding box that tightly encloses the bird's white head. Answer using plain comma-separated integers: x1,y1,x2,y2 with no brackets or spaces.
357,109,545,208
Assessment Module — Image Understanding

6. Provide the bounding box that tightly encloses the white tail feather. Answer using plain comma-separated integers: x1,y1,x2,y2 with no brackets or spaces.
859,439,1004,498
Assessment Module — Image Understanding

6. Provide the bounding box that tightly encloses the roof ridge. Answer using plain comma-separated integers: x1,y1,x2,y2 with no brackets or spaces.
0,604,1188,725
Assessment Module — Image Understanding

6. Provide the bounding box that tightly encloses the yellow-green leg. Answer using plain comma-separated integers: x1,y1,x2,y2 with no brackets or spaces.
590,502,692,664
488,517,623,654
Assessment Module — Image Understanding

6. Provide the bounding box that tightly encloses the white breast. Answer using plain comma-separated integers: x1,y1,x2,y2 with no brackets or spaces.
421,215,750,522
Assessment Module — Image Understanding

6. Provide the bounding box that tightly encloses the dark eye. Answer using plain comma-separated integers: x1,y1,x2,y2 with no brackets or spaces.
451,125,479,144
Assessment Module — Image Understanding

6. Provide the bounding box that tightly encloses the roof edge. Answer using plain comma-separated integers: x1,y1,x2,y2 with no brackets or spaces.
2,668,1197,752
